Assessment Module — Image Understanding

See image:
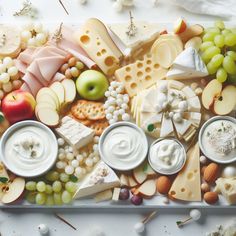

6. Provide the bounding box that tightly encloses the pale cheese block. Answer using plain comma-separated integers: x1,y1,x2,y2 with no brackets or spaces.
168,80,185,90
182,86,196,98
160,115,174,138
182,126,197,142
187,96,201,112
183,112,201,127
169,142,201,201
74,161,120,199
94,189,113,203
74,18,123,76
112,187,121,201
115,54,168,97
215,177,236,205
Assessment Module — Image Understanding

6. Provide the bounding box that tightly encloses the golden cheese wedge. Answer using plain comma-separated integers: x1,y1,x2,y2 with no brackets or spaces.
0,25,21,58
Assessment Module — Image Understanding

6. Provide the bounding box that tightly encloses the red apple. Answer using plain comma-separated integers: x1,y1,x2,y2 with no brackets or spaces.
174,17,187,34
2,90,36,124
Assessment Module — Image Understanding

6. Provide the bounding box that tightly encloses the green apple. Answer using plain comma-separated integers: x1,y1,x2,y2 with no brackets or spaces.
76,70,109,100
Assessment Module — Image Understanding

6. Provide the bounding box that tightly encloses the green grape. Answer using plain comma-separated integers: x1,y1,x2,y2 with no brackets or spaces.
227,74,236,83
53,192,62,205
36,181,46,192
207,62,218,75
230,28,236,34
214,20,225,30
201,46,221,61
202,33,215,42
227,51,236,61
61,190,72,204
222,29,231,36
35,193,46,205
60,173,69,183
223,56,236,75
224,33,236,46
65,182,77,194
26,192,36,204
45,184,53,194
210,54,224,68
45,195,54,206
214,35,224,48
216,67,227,83
45,171,59,182
200,42,214,52
52,181,62,193
205,27,221,34
25,181,37,191
229,45,236,51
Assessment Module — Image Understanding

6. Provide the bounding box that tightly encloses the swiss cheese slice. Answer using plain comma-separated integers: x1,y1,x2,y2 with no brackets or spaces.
74,18,123,76
169,142,201,202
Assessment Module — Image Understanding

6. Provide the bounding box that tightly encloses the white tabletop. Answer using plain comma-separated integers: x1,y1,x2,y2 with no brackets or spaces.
0,0,235,235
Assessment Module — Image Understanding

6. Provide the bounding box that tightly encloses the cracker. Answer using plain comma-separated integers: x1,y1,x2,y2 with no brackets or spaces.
88,119,109,136
83,102,105,120
71,100,87,120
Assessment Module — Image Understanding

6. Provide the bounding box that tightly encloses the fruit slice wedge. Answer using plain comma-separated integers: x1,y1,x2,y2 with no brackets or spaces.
36,107,60,127
50,81,65,105
135,179,156,198
61,79,76,104
36,94,59,111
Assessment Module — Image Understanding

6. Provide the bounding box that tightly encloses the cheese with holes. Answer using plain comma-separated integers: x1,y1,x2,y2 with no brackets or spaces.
74,161,120,199
167,47,208,80
115,53,168,97
215,177,236,205
74,18,123,76
169,142,201,201
55,116,94,149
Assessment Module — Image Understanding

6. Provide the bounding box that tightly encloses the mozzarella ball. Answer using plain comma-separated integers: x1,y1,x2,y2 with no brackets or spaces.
119,109,125,115
76,154,84,162
190,209,201,221
21,30,32,41
38,224,49,235
104,91,110,97
122,113,130,121
3,57,13,68
93,136,100,144
173,113,182,123
65,165,74,175
75,167,83,176
71,159,79,168
0,73,10,83
57,138,65,146
56,161,66,169
66,152,74,160
85,158,93,167
121,103,128,110
0,64,6,73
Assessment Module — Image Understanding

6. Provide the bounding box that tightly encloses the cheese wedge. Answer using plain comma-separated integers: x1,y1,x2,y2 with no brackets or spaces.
160,115,174,137
167,47,208,80
74,18,123,76
173,119,192,138
169,142,201,201
187,96,201,112
73,161,120,199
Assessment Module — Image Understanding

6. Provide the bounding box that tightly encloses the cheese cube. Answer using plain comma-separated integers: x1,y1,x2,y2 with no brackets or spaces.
55,116,94,149
112,188,121,201
182,86,196,98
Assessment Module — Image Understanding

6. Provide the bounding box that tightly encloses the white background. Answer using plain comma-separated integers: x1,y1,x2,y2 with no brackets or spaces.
0,0,235,235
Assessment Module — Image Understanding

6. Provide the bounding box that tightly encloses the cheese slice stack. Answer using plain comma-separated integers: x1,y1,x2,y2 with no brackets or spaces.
167,47,208,80
169,142,201,202
73,161,120,199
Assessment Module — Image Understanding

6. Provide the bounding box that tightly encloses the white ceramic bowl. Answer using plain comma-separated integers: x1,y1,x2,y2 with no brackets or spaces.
0,120,58,177
148,137,186,175
98,121,148,171
198,116,236,164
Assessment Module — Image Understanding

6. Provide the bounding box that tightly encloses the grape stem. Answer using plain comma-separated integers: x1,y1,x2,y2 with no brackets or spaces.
54,213,77,230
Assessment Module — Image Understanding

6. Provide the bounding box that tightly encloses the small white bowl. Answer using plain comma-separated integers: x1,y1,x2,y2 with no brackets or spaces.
199,116,236,164
98,121,148,171
0,120,58,178
148,138,186,175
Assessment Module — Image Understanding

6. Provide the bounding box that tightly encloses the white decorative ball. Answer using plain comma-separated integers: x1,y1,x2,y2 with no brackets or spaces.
38,224,49,235
104,91,110,97
71,160,79,168
113,0,123,12
154,104,162,113
199,155,207,164
158,82,168,93
121,103,128,110
119,109,125,115
8,66,18,77
106,113,113,120
122,113,130,121
169,111,174,118
134,222,145,233
3,57,13,68
173,113,182,123
116,98,123,106
190,209,201,221
222,165,236,178
110,81,117,87
111,90,117,97
57,138,65,146
65,165,74,175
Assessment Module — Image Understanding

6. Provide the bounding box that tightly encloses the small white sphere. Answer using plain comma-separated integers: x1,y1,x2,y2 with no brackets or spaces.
34,22,43,33
104,91,110,97
57,138,65,146
106,113,113,120
178,101,188,111
58,148,65,153
93,136,100,144
157,93,167,104
190,209,201,221
38,224,49,235
112,115,118,122
66,152,74,160
116,87,123,93
169,111,174,118
121,103,128,110
75,167,83,176
0,73,10,83
123,94,129,103
58,153,66,160
82,151,88,158
116,98,123,106
134,222,145,233
107,105,115,113
158,82,168,93
110,81,117,87
93,155,100,163
3,57,13,68
71,160,79,168
111,90,117,97
85,158,93,167
0,64,6,73
119,109,125,115
108,97,116,104
173,113,182,123
28,37,36,46
7,66,18,77
199,155,207,164
113,110,120,116
113,0,123,12
76,154,84,162
21,30,32,42
36,33,47,45
222,165,236,178
117,94,123,99
68,146,73,152
65,165,74,175
56,161,65,169
109,119,116,124
122,113,130,121
162,101,168,109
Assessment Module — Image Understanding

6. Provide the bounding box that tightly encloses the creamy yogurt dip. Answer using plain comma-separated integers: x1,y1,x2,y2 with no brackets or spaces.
0,121,58,177
200,117,236,163
148,138,186,175
99,122,148,170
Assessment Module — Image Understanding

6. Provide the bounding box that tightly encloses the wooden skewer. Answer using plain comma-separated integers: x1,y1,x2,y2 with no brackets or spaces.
54,213,77,230
58,0,69,15
177,216,192,227
142,211,157,224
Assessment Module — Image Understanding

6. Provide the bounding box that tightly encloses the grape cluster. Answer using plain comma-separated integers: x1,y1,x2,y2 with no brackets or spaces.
200,20,236,83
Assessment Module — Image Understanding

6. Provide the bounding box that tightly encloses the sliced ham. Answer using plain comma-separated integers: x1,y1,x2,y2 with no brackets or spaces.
36,56,65,81
17,47,36,64
14,59,27,74
22,72,43,97
51,72,66,83
20,82,32,94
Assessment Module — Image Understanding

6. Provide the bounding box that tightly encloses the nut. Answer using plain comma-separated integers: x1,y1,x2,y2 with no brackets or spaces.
156,176,171,195
203,163,219,183
204,191,218,204
201,166,207,175
201,182,210,193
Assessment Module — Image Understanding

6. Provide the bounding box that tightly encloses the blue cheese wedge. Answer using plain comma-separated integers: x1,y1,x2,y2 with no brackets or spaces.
55,116,94,149
73,161,120,199
167,47,208,80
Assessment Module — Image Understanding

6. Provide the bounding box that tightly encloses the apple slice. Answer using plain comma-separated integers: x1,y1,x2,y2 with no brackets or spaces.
35,102,57,116
174,17,187,34
202,79,222,110
50,81,65,106
36,94,59,111
214,85,236,115
1,177,25,204
185,37,202,51
36,107,60,127
179,24,204,43
135,179,156,199
128,176,138,188
120,174,129,187
61,79,76,105
36,88,60,110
